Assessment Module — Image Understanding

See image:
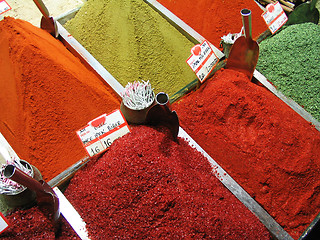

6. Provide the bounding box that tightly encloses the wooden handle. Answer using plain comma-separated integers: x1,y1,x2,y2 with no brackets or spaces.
260,0,293,12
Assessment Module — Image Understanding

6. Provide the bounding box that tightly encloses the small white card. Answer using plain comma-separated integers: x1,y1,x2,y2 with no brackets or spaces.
0,0,11,15
0,212,10,234
77,109,130,157
187,40,219,83
262,2,288,34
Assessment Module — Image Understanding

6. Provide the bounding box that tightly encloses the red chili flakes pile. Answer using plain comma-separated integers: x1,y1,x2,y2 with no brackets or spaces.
62,125,271,239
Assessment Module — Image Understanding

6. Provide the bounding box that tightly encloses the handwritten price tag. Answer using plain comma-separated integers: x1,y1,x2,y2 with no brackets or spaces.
0,0,11,15
77,109,130,157
0,212,10,234
261,1,288,34
186,40,219,83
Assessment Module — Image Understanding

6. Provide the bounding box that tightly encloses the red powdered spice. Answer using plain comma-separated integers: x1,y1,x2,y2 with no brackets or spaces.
157,0,267,47
62,125,271,239
0,206,56,239
0,206,80,239
172,68,320,239
0,17,121,181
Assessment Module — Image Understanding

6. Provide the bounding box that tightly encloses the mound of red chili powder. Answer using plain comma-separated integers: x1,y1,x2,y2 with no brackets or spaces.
62,126,271,239
172,68,320,239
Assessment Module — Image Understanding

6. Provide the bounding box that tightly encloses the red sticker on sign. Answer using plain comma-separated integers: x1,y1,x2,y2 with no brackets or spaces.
90,116,106,128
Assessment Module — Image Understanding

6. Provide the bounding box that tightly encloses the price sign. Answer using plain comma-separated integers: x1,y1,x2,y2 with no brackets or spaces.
0,0,11,15
0,212,10,234
186,40,219,83
77,109,130,157
261,1,288,34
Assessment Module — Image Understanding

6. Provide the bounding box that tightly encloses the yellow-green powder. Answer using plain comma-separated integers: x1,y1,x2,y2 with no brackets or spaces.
64,0,197,97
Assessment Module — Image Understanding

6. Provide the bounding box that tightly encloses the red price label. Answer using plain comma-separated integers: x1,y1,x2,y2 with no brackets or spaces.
186,40,219,83
261,2,288,34
77,109,131,157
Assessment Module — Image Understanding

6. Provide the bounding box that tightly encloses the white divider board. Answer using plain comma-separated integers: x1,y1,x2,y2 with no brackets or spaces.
53,187,90,240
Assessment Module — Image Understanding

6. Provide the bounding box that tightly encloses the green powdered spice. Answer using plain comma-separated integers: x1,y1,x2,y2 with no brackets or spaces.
256,23,320,122
64,0,196,97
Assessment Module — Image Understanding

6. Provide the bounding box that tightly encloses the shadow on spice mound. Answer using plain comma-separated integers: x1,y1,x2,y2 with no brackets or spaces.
172,68,320,239
60,125,271,239
0,17,121,181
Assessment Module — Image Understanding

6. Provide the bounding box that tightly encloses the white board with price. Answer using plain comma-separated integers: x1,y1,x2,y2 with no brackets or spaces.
0,0,11,15
186,40,219,83
77,109,131,157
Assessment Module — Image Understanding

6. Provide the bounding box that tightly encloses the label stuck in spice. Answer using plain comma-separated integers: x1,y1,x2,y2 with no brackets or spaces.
77,109,131,157
0,0,11,15
261,2,288,34
187,40,218,83
0,212,10,234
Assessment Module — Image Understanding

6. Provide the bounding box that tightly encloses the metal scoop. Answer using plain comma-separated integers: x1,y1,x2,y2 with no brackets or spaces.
145,92,179,141
226,9,259,80
33,0,58,38
4,165,60,224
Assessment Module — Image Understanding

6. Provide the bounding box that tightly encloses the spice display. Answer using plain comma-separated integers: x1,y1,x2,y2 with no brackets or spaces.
64,0,196,97
157,0,267,48
172,68,320,239
0,17,121,181
256,22,320,122
62,125,271,239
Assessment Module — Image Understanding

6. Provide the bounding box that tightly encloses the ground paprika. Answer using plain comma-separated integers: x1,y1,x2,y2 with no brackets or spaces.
172,68,320,239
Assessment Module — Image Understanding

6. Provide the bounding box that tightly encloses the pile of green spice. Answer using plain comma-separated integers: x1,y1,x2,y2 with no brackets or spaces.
64,0,196,97
256,22,320,122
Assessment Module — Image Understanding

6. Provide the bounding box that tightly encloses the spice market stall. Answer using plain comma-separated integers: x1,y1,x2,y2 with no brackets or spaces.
0,13,278,240
0,0,320,239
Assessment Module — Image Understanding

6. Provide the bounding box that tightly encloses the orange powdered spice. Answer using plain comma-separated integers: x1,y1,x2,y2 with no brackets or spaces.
0,17,121,181
157,0,267,47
